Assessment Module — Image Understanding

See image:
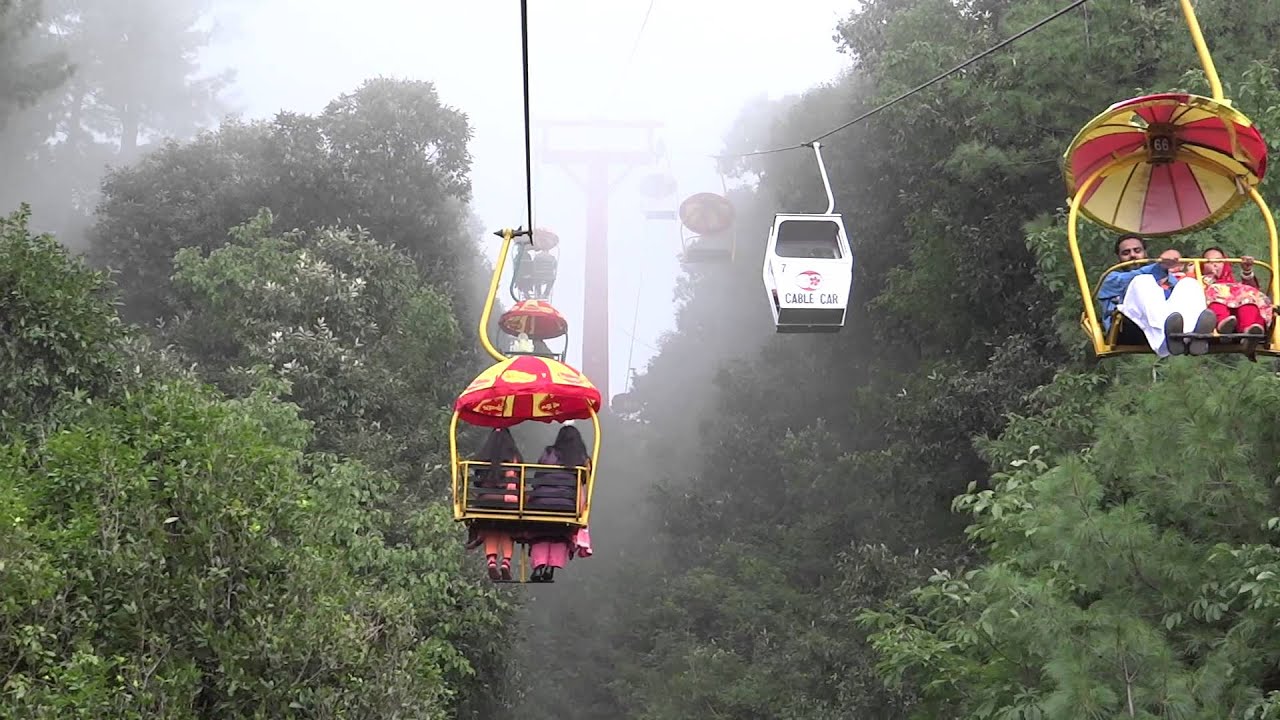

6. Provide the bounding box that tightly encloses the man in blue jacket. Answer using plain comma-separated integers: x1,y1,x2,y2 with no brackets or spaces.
1098,235,1215,356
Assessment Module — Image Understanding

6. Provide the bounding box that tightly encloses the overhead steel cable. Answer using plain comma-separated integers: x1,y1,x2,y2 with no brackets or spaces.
519,0,535,233
717,0,1092,159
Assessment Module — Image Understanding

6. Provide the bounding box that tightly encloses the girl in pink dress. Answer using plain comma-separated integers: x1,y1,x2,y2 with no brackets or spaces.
528,425,592,582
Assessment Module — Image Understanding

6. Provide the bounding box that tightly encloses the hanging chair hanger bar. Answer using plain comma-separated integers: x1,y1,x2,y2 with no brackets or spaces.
805,141,835,214
1179,0,1224,102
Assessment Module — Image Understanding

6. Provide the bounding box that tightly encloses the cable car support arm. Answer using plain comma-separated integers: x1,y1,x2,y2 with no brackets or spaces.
805,141,836,214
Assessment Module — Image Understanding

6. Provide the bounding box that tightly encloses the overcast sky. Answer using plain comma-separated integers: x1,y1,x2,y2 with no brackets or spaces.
201,1,853,398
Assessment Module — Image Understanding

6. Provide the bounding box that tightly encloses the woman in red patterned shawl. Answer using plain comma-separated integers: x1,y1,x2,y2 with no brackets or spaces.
1200,246,1272,335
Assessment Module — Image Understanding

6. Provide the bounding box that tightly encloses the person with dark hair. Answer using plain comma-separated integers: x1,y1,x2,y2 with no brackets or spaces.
1097,234,1150,333
1097,234,1215,355
471,427,524,581
1199,246,1272,334
1120,247,1216,356
527,424,593,582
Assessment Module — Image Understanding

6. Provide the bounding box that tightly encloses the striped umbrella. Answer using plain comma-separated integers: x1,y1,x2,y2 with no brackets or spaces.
1064,93,1267,236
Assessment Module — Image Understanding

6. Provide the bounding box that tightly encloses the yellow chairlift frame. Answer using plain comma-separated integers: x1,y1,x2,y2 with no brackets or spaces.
1063,0,1279,358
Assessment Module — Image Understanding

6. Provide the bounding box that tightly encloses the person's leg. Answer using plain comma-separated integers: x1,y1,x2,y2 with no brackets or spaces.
1169,278,1208,319
482,532,502,580
1208,301,1234,332
548,541,570,569
1238,303,1265,333
1120,275,1175,355
531,542,549,567
1169,279,1215,355
503,536,517,580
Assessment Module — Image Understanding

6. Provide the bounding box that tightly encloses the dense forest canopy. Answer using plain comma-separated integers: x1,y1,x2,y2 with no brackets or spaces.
5,0,1280,718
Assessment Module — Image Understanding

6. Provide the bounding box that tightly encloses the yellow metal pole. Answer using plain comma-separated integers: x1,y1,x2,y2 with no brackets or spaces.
478,229,519,363
1249,187,1280,348
449,410,462,520
1068,163,1120,353
1179,0,1224,102
580,407,601,527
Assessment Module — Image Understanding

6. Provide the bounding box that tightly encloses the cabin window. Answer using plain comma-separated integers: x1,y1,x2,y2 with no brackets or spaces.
774,219,843,259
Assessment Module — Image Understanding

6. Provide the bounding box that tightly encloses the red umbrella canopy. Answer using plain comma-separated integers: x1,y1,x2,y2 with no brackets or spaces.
1064,93,1267,236
455,355,601,428
499,299,568,340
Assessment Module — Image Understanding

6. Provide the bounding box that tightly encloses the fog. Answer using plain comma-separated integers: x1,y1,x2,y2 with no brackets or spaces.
200,0,850,396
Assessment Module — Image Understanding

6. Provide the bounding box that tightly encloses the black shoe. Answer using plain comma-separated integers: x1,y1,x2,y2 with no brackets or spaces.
1164,312,1186,355
531,565,547,582
1188,309,1216,355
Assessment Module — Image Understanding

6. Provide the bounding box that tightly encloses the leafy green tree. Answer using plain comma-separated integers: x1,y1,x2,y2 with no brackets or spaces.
89,78,480,324
862,361,1280,719
0,194,513,719
0,0,70,127
36,0,232,156
0,204,123,432
510,0,1280,716
1,0,232,244
164,208,466,486
0,375,511,719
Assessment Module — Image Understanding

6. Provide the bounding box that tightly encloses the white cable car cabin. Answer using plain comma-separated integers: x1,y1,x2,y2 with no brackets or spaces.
761,142,854,333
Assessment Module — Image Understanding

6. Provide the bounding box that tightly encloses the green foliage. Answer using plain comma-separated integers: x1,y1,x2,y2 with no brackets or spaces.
88,78,480,323
863,361,1280,718
0,376,509,718
0,192,510,717
0,205,124,432
164,209,464,485
510,0,1280,718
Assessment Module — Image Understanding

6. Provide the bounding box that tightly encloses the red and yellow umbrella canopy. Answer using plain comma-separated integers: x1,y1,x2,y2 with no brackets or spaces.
455,355,601,428
1064,93,1268,236
499,299,569,340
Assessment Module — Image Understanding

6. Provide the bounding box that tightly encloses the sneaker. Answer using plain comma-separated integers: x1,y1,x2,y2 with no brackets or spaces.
500,561,512,581
487,559,501,582
1217,315,1237,334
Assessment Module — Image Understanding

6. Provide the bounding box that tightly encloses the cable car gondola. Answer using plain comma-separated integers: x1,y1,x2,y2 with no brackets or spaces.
1062,0,1279,359
762,142,854,333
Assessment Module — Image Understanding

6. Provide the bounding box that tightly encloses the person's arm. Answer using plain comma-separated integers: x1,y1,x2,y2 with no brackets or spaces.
1097,265,1154,300
1241,256,1261,288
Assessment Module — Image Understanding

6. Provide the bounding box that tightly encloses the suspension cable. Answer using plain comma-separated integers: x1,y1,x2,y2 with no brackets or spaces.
717,0,1091,159
519,0,535,232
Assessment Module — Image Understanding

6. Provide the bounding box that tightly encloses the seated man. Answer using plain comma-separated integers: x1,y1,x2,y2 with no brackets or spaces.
1097,234,1152,346
1125,250,1216,356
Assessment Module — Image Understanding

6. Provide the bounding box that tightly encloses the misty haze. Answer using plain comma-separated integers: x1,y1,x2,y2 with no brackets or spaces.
5,0,1280,718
